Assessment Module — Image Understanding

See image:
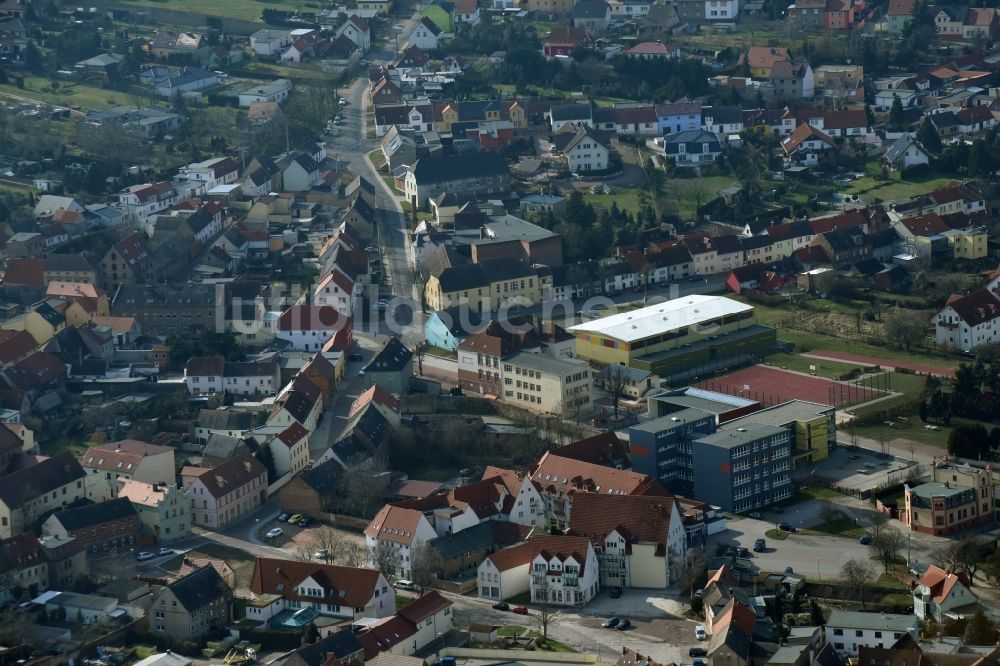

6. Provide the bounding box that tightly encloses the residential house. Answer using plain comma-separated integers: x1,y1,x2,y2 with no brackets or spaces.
935,288,1000,352
0,532,48,602
277,458,343,519
824,610,919,655
337,16,371,52
544,26,588,57
824,0,854,28
743,47,788,77
528,451,662,530
250,29,293,58
267,422,312,478
781,123,835,166
358,591,453,658
409,17,442,50
454,0,481,24
363,337,413,395
549,101,594,131
238,79,292,107
567,493,686,588
117,181,178,224
886,0,915,33
884,134,931,171
272,629,364,666
404,152,510,209
80,439,176,502
904,464,995,535
277,305,354,353
118,480,191,543
553,126,612,173
704,0,739,20
769,61,814,99
618,36,671,57
572,0,612,31
655,99,702,135
150,565,231,640
112,284,217,338
100,232,152,293
0,451,86,539
41,497,140,554
913,565,978,622
249,557,394,623
425,258,541,313
424,307,485,351
478,534,599,605
663,130,723,165
364,504,438,579
194,409,255,444
707,598,756,666
181,453,268,529
701,106,744,137
313,267,360,319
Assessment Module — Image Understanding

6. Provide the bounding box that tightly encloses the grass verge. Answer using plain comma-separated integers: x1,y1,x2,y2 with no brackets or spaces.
764,529,788,540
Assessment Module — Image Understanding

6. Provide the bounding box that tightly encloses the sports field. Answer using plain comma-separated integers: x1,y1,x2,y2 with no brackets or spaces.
695,364,889,408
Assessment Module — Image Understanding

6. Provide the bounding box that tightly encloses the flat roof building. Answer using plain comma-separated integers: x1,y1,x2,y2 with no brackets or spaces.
568,295,775,380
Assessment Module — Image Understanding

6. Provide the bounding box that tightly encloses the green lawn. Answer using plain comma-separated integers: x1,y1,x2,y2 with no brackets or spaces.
498,626,540,637
585,189,646,214
246,62,331,80
673,176,741,219
764,528,789,540
761,352,862,380
800,517,867,539
106,0,298,20
845,168,956,203
426,346,455,359
797,486,844,501
0,77,136,109
396,596,413,611
875,573,909,590
880,593,913,607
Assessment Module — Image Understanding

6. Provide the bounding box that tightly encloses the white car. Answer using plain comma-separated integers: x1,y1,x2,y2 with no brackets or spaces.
265,527,283,539
695,625,707,641
339,97,348,105
135,551,155,561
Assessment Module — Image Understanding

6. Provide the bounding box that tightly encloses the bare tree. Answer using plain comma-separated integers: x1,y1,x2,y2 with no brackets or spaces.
312,526,348,564
370,539,401,581
414,342,428,376
935,537,989,585
292,545,315,562
869,525,906,573
409,541,442,592
341,541,367,568
604,364,631,419
535,578,554,641
841,558,876,607
674,547,707,599
884,309,930,352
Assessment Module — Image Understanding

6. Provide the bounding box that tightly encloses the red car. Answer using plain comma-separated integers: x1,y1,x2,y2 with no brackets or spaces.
512,605,528,615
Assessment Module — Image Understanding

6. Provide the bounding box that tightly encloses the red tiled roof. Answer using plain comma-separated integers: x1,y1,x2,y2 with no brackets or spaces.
250,556,383,606
364,504,426,545
3,258,45,286
945,288,1000,327
900,212,949,236
397,590,452,624
567,494,677,548
529,451,658,497
350,384,401,419
0,330,38,365
182,453,266,499
276,422,309,448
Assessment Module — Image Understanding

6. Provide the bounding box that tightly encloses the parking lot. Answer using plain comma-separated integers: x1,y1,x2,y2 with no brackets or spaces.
813,446,919,495
708,512,872,580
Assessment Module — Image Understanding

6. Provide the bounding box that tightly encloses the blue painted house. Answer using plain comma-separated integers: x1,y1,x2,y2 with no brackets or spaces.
655,98,701,135
424,307,484,351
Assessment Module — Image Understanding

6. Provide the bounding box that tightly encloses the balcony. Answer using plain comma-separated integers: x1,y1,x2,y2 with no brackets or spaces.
532,575,548,586
563,577,579,588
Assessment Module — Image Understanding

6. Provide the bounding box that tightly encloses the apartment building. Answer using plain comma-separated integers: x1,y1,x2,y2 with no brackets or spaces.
501,352,592,417
181,454,268,529
904,464,994,535
478,534,599,606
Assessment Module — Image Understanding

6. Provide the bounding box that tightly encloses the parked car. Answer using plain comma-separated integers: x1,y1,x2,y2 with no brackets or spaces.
511,605,528,615
753,538,766,552
396,579,416,591
736,547,750,558
778,522,793,532
609,587,622,598
859,534,872,545
288,514,304,525
298,516,312,528
265,527,283,539
315,549,329,560
695,625,707,641
277,512,290,522
492,602,510,611
616,620,631,631
689,648,707,658
693,658,707,666
135,551,155,561
157,547,173,557
602,618,621,628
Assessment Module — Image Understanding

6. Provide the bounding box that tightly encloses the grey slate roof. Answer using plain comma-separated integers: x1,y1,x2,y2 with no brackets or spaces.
410,151,508,185
165,564,228,611
51,497,137,531
365,337,412,373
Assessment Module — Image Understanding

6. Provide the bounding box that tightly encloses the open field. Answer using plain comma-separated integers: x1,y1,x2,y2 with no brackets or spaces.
845,168,956,203
185,543,256,587
0,77,136,109
696,364,885,408
102,0,296,21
